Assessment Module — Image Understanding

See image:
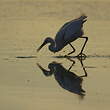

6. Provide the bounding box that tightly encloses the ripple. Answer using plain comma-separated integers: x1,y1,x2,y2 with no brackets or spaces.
53,54,110,59
16,56,37,59
87,55,110,58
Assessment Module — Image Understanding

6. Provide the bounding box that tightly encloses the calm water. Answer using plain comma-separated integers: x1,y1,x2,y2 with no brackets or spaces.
0,0,110,110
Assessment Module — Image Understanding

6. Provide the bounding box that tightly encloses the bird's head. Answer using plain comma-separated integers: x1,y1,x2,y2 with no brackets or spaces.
37,63,53,76
37,37,52,52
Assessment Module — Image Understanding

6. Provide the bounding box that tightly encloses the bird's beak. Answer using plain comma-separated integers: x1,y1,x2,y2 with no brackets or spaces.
37,41,47,52
37,63,47,72
37,63,51,76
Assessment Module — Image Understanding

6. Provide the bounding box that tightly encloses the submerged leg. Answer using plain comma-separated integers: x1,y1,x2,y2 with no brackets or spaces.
66,57,75,71
65,43,76,56
78,59,87,77
78,36,88,56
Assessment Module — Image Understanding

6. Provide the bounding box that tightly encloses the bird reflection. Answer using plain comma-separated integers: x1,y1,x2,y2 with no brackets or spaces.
37,58,87,97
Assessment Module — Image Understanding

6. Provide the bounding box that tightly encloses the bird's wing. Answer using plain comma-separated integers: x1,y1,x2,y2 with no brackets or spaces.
59,21,71,30
58,15,87,32
55,20,75,42
55,15,87,45
55,20,84,42
63,19,86,42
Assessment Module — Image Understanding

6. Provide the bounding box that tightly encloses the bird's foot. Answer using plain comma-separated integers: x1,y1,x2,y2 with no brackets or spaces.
77,53,87,60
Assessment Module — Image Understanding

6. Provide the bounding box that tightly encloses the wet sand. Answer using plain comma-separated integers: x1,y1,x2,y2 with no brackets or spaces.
0,0,110,110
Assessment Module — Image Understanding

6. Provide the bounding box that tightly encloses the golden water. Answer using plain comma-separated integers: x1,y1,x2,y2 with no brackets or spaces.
0,0,110,110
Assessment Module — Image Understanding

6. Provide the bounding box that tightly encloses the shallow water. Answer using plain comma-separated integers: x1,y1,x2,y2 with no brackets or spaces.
0,0,110,110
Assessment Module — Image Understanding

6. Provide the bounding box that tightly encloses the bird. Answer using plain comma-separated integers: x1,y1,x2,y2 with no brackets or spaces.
37,58,87,96
37,14,88,56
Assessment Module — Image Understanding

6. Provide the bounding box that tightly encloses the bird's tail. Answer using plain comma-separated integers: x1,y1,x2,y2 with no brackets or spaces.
76,14,87,23
80,14,87,23
82,19,87,23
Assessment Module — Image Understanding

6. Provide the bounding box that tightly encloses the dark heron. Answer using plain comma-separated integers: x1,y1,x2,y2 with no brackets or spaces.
37,58,87,96
37,14,88,56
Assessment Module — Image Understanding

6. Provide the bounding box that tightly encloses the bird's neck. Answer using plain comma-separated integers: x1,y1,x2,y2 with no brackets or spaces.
48,38,60,52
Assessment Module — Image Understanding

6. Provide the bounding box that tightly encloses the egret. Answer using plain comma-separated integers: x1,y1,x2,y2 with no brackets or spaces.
37,15,88,56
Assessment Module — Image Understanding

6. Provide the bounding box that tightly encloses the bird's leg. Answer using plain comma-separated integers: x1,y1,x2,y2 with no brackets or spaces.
65,43,75,56
68,61,75,71
66,57,75,71
77,36,88,57
78,58,87,77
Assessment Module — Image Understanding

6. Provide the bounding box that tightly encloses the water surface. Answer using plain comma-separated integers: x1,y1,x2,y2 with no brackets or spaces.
0,0,110,110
